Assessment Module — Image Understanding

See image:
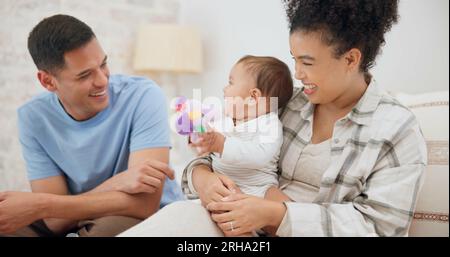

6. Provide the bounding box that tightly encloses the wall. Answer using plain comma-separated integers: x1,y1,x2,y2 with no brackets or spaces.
373,0,449,94
0,0,179,191
1,0,449,191
178,0,449,101
178,0,292,99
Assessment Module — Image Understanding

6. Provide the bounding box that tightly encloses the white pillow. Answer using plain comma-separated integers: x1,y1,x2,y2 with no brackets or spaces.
395,91,449,237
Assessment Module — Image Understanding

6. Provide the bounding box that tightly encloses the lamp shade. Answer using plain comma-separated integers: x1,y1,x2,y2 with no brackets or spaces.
133,24,203,74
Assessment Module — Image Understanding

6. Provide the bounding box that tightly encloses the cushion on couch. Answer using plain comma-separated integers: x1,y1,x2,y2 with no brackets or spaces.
395,91,449,237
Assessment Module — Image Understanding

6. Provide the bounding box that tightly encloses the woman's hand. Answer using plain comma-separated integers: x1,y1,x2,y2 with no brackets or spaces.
207,194,287,236
192,166,241,207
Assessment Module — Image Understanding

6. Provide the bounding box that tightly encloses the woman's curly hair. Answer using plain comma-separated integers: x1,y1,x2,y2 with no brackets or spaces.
283,0,399,73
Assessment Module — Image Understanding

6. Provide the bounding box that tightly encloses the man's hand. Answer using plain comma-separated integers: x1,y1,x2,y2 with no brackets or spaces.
107,159,175,195
191,131,226,156
0,191,46,234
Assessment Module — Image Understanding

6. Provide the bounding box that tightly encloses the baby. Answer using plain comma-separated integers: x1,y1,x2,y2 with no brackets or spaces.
193,55,293,199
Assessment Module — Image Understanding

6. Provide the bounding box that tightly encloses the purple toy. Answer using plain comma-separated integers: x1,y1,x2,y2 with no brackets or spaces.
172,97,218,136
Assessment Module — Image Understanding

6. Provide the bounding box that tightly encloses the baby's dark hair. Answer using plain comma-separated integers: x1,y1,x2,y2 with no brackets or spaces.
283,0,399,73
237,55,293,110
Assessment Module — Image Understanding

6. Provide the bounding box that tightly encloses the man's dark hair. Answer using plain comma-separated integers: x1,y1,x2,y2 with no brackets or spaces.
28,14,96,73
237,55,294,109
283,0,399,73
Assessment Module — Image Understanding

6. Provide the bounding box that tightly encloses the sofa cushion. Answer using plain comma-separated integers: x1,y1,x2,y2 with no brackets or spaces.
395,91,449,237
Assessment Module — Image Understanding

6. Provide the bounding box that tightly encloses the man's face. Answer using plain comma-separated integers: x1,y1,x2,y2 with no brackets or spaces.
52,38,110,121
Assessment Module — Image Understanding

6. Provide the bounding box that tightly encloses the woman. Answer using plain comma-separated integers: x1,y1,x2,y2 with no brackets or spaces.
119,0,426,237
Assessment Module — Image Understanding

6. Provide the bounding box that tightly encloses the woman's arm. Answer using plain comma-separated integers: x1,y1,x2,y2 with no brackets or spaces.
193,165,242,207
181,156,240,206
265,186,292,202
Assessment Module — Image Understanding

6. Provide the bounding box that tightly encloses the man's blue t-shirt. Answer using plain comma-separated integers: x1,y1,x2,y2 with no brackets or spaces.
17,74,184,207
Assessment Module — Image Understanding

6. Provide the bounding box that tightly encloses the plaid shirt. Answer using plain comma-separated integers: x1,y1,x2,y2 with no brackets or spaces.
181,80,427,237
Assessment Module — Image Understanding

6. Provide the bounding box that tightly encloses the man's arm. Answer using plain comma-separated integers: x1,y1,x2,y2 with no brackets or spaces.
29,148,171,235
30,176,76,234
125,147,169,214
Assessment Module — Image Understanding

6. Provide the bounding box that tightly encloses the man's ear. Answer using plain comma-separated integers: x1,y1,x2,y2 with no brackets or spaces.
37,70,58,92
344,48,362,72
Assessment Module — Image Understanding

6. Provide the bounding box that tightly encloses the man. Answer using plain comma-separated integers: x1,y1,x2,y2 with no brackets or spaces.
0,14,183,237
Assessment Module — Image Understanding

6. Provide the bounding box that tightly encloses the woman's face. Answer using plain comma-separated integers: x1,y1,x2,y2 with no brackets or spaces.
289,30,352,105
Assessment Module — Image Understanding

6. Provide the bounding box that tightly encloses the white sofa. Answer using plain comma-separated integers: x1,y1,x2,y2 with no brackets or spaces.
1,91,448,237
395,91,449,237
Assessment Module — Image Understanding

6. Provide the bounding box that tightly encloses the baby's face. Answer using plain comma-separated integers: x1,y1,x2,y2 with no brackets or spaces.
223,62,255,98
223,63,256,120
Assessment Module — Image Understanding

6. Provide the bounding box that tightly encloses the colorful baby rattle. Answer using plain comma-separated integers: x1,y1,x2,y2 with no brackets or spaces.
172,96,218,136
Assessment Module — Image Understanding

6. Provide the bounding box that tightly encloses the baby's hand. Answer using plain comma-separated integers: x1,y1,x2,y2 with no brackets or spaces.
191,131,225,156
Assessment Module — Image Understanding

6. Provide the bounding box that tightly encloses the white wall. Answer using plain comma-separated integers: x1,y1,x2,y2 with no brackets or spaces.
178,0,293,99
179,0,449,98
373,0,449,94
